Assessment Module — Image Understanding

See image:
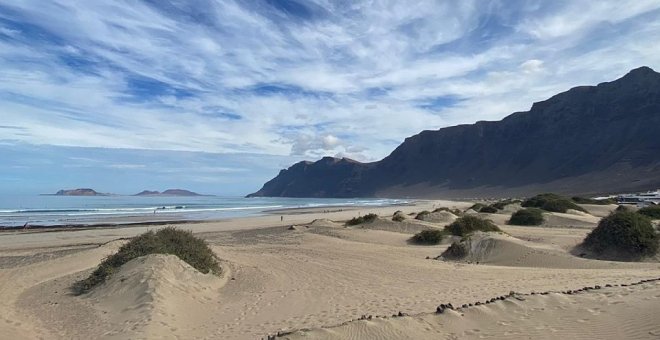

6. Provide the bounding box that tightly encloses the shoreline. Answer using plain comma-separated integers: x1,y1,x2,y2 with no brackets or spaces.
0,200,452,250
1,198,660,339
0,201,425,231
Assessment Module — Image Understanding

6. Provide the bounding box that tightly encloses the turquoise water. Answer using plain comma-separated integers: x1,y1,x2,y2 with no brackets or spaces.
0,195,408,227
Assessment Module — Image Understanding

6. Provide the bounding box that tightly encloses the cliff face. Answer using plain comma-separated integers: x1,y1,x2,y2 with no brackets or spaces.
249,67,660,198
250,157,370,198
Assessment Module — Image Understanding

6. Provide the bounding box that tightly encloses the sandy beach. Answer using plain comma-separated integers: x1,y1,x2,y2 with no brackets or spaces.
1,200,659,339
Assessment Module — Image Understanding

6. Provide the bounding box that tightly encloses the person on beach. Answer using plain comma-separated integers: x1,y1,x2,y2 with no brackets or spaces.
280,216,283,222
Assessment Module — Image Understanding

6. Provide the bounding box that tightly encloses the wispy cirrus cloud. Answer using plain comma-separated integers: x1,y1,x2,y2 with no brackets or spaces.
0,0,659,191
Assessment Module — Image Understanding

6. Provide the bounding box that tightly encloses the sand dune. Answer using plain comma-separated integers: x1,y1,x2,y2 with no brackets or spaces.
542,211,601,228
579,204,618,217
309,218,343,228
346,217,441,234
440,231,625,269
86,254,226,339
2,200,660,339
280,279,660,340
415,211,457,224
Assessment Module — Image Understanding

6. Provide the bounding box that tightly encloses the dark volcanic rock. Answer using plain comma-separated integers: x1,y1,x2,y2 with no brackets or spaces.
249,67,660,198
134,190,161,196
54,188,105,196
248,156,367,198
161,189,202,196
134,189,205,196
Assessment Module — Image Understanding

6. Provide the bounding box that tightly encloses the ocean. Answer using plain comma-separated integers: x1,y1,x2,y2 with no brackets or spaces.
0,195,409,227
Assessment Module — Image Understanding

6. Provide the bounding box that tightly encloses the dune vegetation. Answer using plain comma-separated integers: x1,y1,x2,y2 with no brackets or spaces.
508,208,545,226
432,207,462,215
392,210,406,222
74,227,220,294
522,193,587,213
582,211,659,260
638,205,660,219
478,205,498,213
345,213,378,226
444,216,501,237
410,229,445,245
415,210,431,220
442,241,468,259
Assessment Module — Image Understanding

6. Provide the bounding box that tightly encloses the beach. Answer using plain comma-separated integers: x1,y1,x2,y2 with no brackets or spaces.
1,200,659,339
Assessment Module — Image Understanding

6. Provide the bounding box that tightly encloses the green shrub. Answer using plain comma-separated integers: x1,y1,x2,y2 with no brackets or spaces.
616,205,631,212
638,205,660,219
346,213,378,226
75,227,220,293
542,199,586,213
522,193,587,213
415,210,431,220
433,207,462,215
583,211,659,259
571,196,616,205
442,241,468,259
444,216,501,237
392,211,405,222
468,203,486,211
478,205,498,213
508,208,544,226
410,229,445,245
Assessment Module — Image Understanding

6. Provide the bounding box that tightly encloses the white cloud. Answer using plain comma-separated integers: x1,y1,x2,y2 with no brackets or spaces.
0,0,658,164
520,59,544,74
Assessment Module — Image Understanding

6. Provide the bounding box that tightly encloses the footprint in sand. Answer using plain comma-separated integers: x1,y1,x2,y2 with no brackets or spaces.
464,329,481,335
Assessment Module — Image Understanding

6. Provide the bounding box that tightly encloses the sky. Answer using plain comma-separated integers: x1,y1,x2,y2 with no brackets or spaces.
1,0,659,195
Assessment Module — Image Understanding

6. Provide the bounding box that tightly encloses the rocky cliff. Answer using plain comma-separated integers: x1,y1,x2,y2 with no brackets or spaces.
249,67,660,198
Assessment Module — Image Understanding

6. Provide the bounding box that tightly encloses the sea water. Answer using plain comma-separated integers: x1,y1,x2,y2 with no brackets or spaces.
0,195,408,227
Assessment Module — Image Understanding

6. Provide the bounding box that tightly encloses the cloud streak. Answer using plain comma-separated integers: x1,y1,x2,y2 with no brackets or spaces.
0,0,659,164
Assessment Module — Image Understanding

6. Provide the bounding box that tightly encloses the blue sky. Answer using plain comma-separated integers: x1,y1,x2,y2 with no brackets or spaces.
1,0,659,195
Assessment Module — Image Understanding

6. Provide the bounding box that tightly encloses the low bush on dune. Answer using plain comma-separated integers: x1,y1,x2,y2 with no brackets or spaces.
75,227,220,294
583,211,659,259
415,210,431,220
392,211,405,222
638,205,660,219
467,203,486,212
442,241,468,259
345,213,378,226
522,193,587,213
616,205,631,212
478,205,498,213
433,207,462,216
410,229,445,245
508,208,544,226
571,196,616,205
444,216,501,237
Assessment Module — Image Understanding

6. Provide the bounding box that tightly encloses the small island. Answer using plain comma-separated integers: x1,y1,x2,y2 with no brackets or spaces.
133,189,207,197
52,188,110,196
45,188,208,196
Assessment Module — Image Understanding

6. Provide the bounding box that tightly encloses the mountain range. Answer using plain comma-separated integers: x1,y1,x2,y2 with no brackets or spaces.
249,67,660,198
